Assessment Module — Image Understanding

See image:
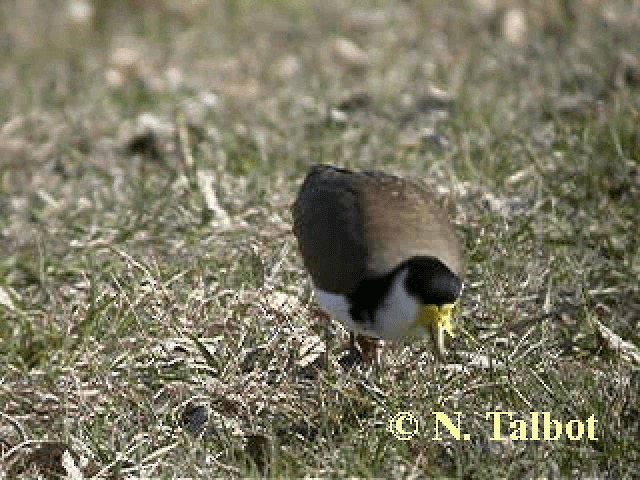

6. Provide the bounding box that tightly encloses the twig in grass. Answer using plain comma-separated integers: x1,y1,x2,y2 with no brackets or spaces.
176,111,194,170
0,412,27,447
593,320,640,365
196,169,232,227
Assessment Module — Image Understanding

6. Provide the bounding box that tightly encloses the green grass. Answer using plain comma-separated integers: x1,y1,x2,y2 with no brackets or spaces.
1,0,639,478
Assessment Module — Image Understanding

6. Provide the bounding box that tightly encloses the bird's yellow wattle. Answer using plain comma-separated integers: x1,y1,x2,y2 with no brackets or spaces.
415,302,457,337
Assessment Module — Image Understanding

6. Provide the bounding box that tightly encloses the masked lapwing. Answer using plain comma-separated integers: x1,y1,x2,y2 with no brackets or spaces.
292,165,464,364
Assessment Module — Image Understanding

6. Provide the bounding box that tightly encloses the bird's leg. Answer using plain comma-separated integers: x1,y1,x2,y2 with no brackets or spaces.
355,335,384,366
326,313,332,369
319,309,332,370
375,339,385,366
309,305,332,369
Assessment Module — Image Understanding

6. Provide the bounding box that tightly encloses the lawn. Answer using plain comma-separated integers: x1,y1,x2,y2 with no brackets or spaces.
1,0,638,478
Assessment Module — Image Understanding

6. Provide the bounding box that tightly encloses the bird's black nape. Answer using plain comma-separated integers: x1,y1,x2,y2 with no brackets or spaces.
346,256,461,325
404,256,462,306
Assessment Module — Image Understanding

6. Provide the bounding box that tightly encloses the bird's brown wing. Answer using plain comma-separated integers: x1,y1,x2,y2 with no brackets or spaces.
358,172,464,277
292,166,368,295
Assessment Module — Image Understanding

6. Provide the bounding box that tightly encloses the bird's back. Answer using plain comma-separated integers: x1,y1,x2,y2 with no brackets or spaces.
292,165,463,294
357,170,463,278
292,166,368,294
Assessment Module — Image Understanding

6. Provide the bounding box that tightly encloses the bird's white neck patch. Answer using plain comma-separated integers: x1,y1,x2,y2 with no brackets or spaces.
314,267,420,340
373,268,419,339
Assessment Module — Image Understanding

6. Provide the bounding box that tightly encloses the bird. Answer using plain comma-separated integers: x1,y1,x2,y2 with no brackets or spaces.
292,165,464,364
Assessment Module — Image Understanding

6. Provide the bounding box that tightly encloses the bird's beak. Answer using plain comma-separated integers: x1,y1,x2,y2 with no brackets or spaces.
416,302,457,358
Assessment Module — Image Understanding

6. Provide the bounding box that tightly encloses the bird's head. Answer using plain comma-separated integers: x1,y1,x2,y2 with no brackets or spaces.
404,256,463,357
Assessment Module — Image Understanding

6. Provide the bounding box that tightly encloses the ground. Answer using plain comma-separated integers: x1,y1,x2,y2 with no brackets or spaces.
0,0,639,478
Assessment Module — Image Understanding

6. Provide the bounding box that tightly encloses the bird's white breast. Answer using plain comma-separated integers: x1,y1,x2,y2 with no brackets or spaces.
314,268,422,340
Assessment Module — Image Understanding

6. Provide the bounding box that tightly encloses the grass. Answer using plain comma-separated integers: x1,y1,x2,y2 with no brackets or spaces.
1,0,639,478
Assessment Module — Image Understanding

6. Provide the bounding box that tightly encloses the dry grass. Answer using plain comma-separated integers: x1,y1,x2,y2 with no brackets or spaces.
1,0,639,478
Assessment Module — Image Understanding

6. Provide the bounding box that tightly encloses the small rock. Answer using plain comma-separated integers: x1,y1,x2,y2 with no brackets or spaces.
199,91,220,109
182,403,209,435
137,112,174,138
482,192,526,217
330,37,369,68
105,68,125,88
502,8,527,46
165,66,184,90
328,108,348,124
471,0,497,19
223,78,259,98
420,127,449,149
110,46,141,71
68,0,94,25
180,98,207,129
76,197,93,210
398,127,449,150
273,54,301,79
